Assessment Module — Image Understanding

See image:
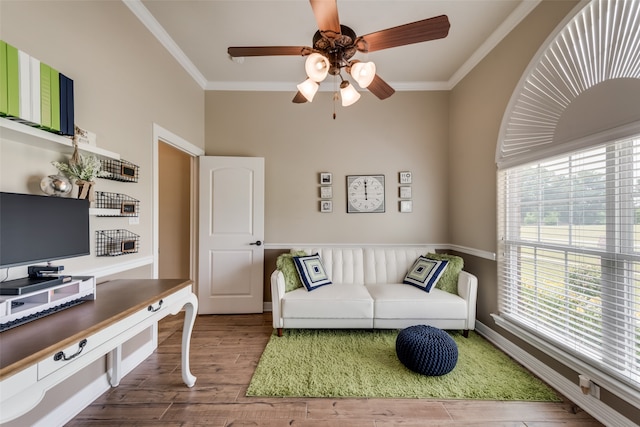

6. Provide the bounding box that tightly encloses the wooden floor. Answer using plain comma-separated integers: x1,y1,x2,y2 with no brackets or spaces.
67,313,604,427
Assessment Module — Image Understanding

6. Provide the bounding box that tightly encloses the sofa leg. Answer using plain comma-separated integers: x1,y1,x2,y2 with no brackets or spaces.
462,329,469,338
277,328,283,337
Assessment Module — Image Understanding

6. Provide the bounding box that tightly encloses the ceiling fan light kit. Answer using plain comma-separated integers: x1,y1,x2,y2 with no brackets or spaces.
297,78,320,102
227,0,450,115
305,53,330,82
339,80,360,107
349,61,376,88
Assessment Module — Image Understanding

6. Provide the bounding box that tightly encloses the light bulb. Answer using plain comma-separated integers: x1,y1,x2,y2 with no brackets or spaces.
305,53,330,82
350,61,376,88
340,82,361,107
297,78,319,102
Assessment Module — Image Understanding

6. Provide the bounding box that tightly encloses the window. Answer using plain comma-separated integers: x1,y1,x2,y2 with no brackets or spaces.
497,136,640,390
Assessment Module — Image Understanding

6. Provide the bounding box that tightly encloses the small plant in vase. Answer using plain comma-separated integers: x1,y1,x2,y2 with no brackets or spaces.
52,152,108,201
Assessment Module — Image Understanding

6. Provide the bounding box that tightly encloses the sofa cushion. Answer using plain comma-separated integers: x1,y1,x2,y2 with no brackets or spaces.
367,283,467,320
282,284,373,319
363,247,435,285
425,253,463,295
293,253,332,291
403,256,448,292
276,250,308,292
294,247,365,285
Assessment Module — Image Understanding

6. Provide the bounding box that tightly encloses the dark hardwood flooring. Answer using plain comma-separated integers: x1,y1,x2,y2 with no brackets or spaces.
67,313,604,426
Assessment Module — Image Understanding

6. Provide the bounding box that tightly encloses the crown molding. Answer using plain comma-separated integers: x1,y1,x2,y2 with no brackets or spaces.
123,0,208,89
204,80,451,92
125,0,539,92
447,0,541,89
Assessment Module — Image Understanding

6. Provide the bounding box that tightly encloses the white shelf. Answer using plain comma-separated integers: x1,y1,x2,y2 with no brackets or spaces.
0,117,119,160
89,208,121,216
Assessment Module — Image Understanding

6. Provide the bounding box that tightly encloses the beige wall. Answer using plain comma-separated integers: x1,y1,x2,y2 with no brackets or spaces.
0,0,204,282
205,90,450,244
0,1,203,425
449,0,580,319
449,0,639,421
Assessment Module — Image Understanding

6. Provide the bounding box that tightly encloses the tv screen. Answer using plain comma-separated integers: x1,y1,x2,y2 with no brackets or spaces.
0,192,90,268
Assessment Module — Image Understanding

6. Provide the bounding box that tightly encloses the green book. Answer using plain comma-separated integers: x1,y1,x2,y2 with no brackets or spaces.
0,41,7,116
6,42,19,117
40,62,51,129
50,66,60,132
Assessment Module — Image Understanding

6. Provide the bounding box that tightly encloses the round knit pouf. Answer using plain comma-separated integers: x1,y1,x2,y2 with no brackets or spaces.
396,325,458,376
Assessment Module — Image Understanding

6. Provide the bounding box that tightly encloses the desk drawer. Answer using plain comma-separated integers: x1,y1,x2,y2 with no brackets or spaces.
37,286,192,380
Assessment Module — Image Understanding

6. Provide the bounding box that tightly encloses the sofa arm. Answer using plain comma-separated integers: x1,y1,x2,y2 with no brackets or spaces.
457,270,478,331
271,269,286,329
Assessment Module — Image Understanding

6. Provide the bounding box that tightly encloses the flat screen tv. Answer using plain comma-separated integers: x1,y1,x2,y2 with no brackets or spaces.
0,192,90,269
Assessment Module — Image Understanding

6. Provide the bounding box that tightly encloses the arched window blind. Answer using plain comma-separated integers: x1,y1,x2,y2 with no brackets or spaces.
496,0,640,406
496,0,640,170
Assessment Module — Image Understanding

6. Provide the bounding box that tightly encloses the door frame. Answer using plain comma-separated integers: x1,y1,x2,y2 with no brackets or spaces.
152,123,204,279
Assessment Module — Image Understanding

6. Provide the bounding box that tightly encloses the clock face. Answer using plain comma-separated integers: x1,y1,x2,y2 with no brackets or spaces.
347,175,385,213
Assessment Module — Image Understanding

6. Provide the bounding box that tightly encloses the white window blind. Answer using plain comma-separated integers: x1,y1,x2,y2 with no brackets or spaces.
497,135,640,390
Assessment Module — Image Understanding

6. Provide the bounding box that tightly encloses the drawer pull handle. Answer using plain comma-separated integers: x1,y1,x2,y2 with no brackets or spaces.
148,299,164,312
54,339,88,362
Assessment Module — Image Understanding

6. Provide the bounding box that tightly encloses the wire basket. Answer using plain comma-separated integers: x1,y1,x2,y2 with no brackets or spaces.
94,191,139,216
96,229,139,256
100,158,139,183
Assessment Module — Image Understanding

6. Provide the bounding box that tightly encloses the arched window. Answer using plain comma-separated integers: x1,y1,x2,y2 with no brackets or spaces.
495,0,640,405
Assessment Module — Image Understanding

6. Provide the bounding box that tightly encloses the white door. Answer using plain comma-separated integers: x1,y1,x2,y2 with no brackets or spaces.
198,156,264,314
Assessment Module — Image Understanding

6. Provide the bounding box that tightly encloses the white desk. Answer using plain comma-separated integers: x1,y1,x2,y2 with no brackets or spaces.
0,279,197,423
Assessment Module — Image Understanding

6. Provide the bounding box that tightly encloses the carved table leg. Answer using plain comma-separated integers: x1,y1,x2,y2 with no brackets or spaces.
180,293,198,387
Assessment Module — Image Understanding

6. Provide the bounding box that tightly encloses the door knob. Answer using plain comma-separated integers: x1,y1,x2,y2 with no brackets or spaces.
250,240,262,246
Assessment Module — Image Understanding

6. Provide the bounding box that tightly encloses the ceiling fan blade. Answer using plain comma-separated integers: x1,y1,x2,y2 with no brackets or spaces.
228,46,308,57
367,74,395,100
309,0,341,36
292,91,308,103
361,15,450,52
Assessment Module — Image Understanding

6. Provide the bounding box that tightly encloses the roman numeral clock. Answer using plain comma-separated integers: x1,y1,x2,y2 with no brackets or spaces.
347,175,385,213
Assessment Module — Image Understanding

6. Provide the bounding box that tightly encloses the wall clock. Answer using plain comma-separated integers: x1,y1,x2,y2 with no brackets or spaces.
347,175,385,213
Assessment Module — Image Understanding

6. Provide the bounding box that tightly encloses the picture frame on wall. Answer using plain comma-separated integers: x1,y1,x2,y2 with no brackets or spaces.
320,186,333,199
320,172,332,185
399,171,412,184
400,200,413,213
320,200,333,213
399,186,412,199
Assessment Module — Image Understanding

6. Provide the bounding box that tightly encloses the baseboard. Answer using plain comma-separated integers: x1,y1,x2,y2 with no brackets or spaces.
31,336,156,427
475,321,637,427
263,302,272,312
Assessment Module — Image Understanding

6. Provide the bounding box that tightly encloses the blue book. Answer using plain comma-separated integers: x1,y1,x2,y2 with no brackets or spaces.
58,73,74,136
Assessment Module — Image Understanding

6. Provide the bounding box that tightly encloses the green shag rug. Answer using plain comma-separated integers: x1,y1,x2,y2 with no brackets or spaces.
246,329,561,401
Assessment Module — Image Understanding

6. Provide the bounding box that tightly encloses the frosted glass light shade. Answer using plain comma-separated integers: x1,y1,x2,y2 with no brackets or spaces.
297,78,319,102
340,83,361,106
305,53,330,82
350,61,376,88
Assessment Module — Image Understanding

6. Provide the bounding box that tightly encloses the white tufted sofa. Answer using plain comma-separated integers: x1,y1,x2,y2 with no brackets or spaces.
270,246,478,337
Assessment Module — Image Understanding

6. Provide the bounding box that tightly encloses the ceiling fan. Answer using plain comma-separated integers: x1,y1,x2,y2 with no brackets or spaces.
227,0,450,110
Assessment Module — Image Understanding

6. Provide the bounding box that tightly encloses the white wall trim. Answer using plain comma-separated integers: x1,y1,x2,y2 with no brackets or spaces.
124,0,537,93
264,243,496,261
152,123,203,280
476,321,638,427
448,0,541,88
123,0,207,89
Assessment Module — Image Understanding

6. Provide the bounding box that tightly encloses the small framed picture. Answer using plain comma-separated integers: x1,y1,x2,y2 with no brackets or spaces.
399,171,412,184
320,200,333,213
320,186,333,199
399,200,413,213
399,186,412,199
320,172,332,185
